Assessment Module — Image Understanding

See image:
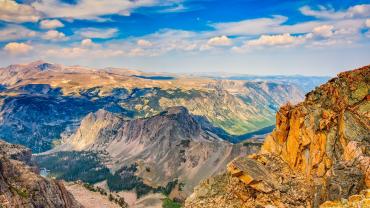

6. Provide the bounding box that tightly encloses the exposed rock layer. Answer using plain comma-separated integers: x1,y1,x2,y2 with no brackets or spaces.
0,140,82,207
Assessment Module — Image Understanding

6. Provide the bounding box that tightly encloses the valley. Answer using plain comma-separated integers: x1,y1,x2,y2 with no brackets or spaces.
0,60,320,152
0,60,333,207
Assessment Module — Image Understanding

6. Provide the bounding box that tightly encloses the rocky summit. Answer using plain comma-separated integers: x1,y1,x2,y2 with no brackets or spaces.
0,140,81,208
185,65,369,208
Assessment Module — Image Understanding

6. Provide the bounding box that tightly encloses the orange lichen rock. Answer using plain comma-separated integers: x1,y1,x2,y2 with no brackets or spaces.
186,154,313,208
320,189,370,208
186,65,370,208
227,156,278,193
261,66,369,189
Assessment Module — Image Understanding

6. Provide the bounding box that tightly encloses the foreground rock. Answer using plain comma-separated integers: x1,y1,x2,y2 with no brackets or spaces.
0,140,82,207
320,189,370,207
186,65,369,207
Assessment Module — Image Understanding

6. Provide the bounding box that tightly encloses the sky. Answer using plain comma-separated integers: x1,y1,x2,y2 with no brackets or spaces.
0,0,369,75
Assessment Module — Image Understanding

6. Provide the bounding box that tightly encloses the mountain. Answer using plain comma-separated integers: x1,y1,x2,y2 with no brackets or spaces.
0,140,81,207
213,74,329,93
185,65,369,207
0,60,308,152
36,106,260,200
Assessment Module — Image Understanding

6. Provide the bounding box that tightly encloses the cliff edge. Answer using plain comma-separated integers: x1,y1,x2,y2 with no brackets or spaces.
185,65,369,208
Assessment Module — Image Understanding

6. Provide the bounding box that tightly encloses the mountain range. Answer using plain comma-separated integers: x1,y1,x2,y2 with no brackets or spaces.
37,106,259,200
0,60,325,152
0,60,336,207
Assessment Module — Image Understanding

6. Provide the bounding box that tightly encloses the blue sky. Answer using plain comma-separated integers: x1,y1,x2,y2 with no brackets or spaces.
0,0,369,75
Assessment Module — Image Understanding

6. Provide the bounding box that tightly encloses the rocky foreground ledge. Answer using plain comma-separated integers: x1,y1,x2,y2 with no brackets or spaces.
0,140,82,207
185,65,369,208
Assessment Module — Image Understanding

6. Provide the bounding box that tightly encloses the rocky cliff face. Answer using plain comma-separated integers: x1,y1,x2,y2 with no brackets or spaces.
0,140,81,208
186,65,369,207
261,66,369,197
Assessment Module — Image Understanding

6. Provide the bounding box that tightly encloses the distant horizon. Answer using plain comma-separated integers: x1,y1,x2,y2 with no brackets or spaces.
1,59,365,77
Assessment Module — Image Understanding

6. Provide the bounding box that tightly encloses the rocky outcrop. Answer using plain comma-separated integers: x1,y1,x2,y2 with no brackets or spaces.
186,65,369,207
186,154,313,207
320,189,370,207
0,140,82,208
261,66,369,198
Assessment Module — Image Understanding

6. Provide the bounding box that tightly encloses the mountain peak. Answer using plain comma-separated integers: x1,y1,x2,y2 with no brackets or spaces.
28,60,57,71
160,106,189,116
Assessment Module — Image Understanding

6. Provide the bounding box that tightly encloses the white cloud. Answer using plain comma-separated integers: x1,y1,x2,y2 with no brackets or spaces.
349,4,370,18
40,19,64,29
0,0,41,23
76,28,118,39
212,16,288,36
81,38,97,47
366,19,370,27
300,4,370,20
3,42,32,55
115,29,202,56
312,25,334,37
212,15,323,36
42,30,68,41
0,25,37,41
158,4,188,13
137,39,153,47
247,33,304,47
45,46,124,58
207,36,232,46
32,0,157,20
46,47,86,58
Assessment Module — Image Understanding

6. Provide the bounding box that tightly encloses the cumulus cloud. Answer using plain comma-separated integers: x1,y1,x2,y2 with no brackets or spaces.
76,28,118,39
300,4,370,20
0,0,41,23
42,30,68,41
137,39,153,47
0,25,37,41
247,33,304,47
212,15,324,36
312,25,334,37
40,19,64,29
207,36,232,46
3,42,32,55
45,46,124,58
32,0,157,20
366,19,370,27
81,38,97,47
213,16,288,36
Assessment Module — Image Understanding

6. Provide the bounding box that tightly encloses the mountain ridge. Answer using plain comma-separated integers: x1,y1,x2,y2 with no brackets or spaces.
41,106,258,199
0,61,311,152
